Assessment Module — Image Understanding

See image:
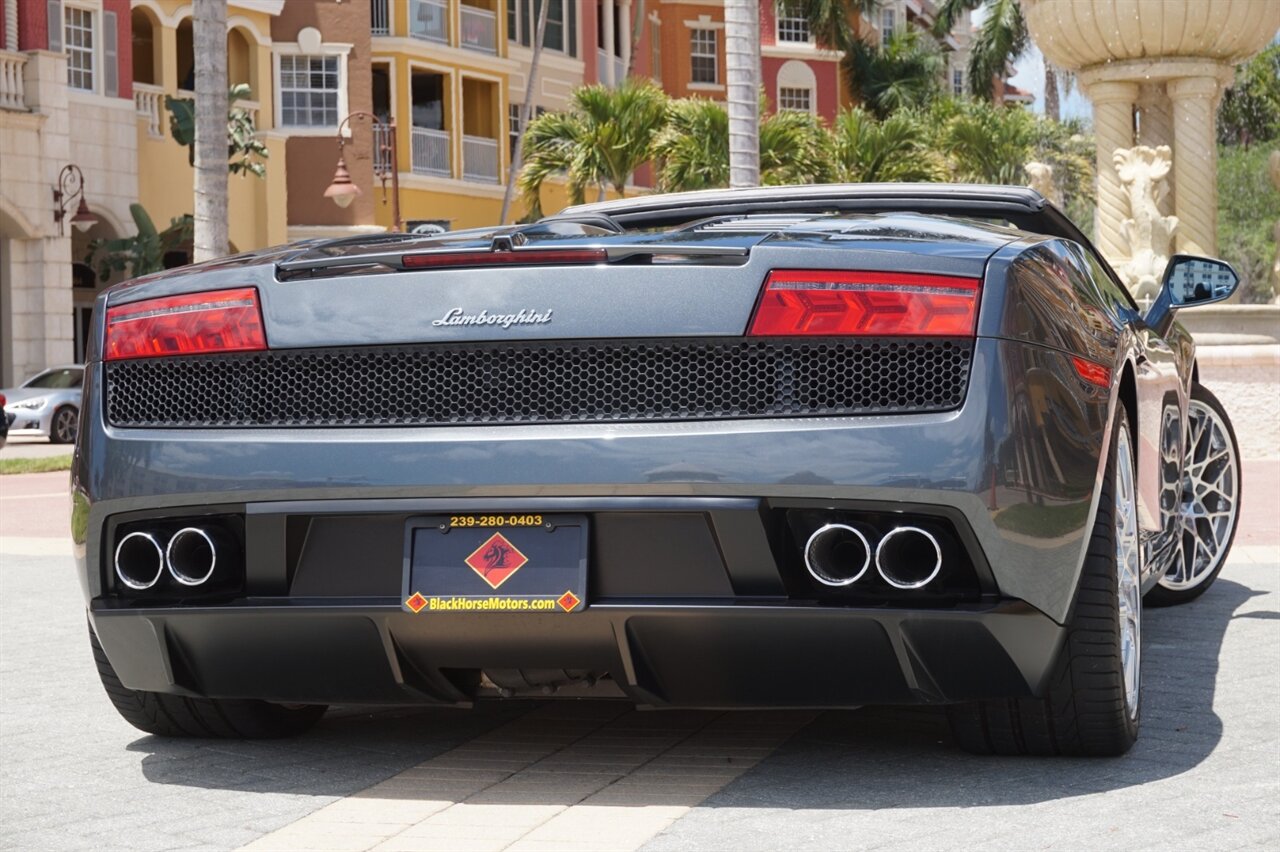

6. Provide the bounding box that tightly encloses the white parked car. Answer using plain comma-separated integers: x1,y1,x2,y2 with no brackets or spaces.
1,365,83,444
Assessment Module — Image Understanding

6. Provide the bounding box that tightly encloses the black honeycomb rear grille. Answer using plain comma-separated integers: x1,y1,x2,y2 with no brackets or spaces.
104,338,972,428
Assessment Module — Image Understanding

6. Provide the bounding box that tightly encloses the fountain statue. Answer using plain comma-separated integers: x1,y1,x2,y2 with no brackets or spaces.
1114,145,1178,305
1024,162,1061,206
1020,0,1280,268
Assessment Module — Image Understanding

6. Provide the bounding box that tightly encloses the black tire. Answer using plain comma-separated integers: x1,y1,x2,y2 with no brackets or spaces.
948,409,1140,756
1145,384,1241,607
50,405,78,444
90,625,326,738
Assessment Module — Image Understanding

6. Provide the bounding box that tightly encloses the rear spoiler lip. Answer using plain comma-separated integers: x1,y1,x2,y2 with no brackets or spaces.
275,242,752,276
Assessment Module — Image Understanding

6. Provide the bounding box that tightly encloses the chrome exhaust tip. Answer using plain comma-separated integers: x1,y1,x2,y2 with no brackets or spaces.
804,523,872,587
165,527,218,587
875,526,943,589
115,532,166,590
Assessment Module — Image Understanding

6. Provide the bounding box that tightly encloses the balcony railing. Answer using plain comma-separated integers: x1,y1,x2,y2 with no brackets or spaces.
462,134,499,183
410,0,449,44
373,122,394,176
0,50,28,111
460,5,497,54
411,126,451,177
371,0,390,35
595,49,626,86
237,98,261,130
133,82,165,136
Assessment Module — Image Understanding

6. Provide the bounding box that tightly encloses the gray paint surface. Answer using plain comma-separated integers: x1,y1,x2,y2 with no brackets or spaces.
74,196,1207,710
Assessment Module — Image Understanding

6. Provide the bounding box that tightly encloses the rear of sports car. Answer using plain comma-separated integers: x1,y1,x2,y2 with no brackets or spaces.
74,211,1130,752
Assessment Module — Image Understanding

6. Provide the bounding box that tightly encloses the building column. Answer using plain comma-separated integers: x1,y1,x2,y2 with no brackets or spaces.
602,0,616,86
4,0,17,51
1086,80,1138,267
619,0,632,79
1168,75,1222,256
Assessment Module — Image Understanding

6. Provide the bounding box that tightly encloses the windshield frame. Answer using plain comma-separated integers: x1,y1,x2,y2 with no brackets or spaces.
22,367,84,390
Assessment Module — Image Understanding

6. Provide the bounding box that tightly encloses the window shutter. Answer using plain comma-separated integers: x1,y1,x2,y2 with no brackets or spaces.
47,0,62,51
567,0,576,57
103,11,118,97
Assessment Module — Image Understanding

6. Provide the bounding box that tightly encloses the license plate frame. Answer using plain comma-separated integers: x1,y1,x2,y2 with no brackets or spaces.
402,514,588,614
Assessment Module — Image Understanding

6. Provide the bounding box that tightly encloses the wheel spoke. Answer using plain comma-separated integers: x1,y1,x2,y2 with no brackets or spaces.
1159,396,1239,592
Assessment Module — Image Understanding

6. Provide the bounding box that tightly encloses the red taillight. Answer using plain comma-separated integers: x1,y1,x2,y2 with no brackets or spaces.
1071,355,1112,388
402,248,608,269
748,270,981,337
105,287,266,361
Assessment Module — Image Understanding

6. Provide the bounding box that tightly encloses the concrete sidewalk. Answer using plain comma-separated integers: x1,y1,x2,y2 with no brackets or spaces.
1,459,1276,852
0,436,72,459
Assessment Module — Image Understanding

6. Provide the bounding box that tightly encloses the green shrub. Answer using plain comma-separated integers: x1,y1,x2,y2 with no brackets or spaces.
1218,144,1279,303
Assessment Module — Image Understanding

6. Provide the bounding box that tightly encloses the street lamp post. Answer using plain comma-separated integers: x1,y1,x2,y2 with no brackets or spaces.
52,164,99,236
324,112,403,232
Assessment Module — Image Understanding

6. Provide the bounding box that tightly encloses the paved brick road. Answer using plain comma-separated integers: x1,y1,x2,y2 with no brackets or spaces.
1,468,1276,852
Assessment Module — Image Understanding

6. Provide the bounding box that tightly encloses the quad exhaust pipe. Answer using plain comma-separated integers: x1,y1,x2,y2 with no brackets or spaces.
804,524,871,586
114,526,228,590
875,526,943,589
165,527,220,587
113,532,166,590
803,522,944,590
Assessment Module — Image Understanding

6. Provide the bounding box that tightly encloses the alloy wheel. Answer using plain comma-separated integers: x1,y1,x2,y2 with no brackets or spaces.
1160,399,1239,592
1114,426,1142,718
54,407,78,444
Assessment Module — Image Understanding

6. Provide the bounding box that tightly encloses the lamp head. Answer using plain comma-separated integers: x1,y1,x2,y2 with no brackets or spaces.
324,157,361,209
70,195,98,233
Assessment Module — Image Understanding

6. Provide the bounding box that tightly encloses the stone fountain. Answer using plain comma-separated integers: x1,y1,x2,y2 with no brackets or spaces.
1022,1,1280,452
1021,0,1280,272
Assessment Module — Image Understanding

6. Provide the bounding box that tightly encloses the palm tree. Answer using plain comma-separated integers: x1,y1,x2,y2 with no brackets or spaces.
192,0,228,261
759,108,833,185
933,0,1028,103
652,98,730,192
846,29,945,119
501,0,550,223
784,0,875,53
941,99,1036,184
724,0,760,187
830,108,947,182
652,97,832,192
517,79,668,218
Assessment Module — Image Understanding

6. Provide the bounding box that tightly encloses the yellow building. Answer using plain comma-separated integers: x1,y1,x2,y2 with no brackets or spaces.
370,0,516,230
370,0,607,230
130,0,289,254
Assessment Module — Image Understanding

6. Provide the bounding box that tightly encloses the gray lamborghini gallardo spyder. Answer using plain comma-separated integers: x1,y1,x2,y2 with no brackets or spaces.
75,185,1242,755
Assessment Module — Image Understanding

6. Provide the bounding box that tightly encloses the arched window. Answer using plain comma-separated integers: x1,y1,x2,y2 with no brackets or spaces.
227,27,253,91
776,60,816,115
176,18,194,90
131,8,160,85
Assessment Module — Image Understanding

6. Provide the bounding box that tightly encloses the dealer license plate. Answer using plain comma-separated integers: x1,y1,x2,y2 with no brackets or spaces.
402,514,588,614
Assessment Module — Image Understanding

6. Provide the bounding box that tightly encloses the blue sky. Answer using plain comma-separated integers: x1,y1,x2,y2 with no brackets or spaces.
969,6,1094,123
1007,42,1093,122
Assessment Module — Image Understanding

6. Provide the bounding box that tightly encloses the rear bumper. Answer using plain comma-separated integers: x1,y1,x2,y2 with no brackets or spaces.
89,599,1065,708
74,336,1112,707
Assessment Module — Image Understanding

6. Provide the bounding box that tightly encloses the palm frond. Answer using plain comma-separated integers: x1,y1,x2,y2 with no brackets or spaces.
779,0,867,53
931,0,981,38
759,108,833,185
845,30,944,119
831,107,946,182
967,0,1028,101
653,98,730,192
518,79,668,211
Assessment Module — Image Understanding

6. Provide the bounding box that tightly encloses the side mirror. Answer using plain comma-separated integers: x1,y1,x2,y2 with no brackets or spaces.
1145,254,1240,335
1163,255,1239,307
